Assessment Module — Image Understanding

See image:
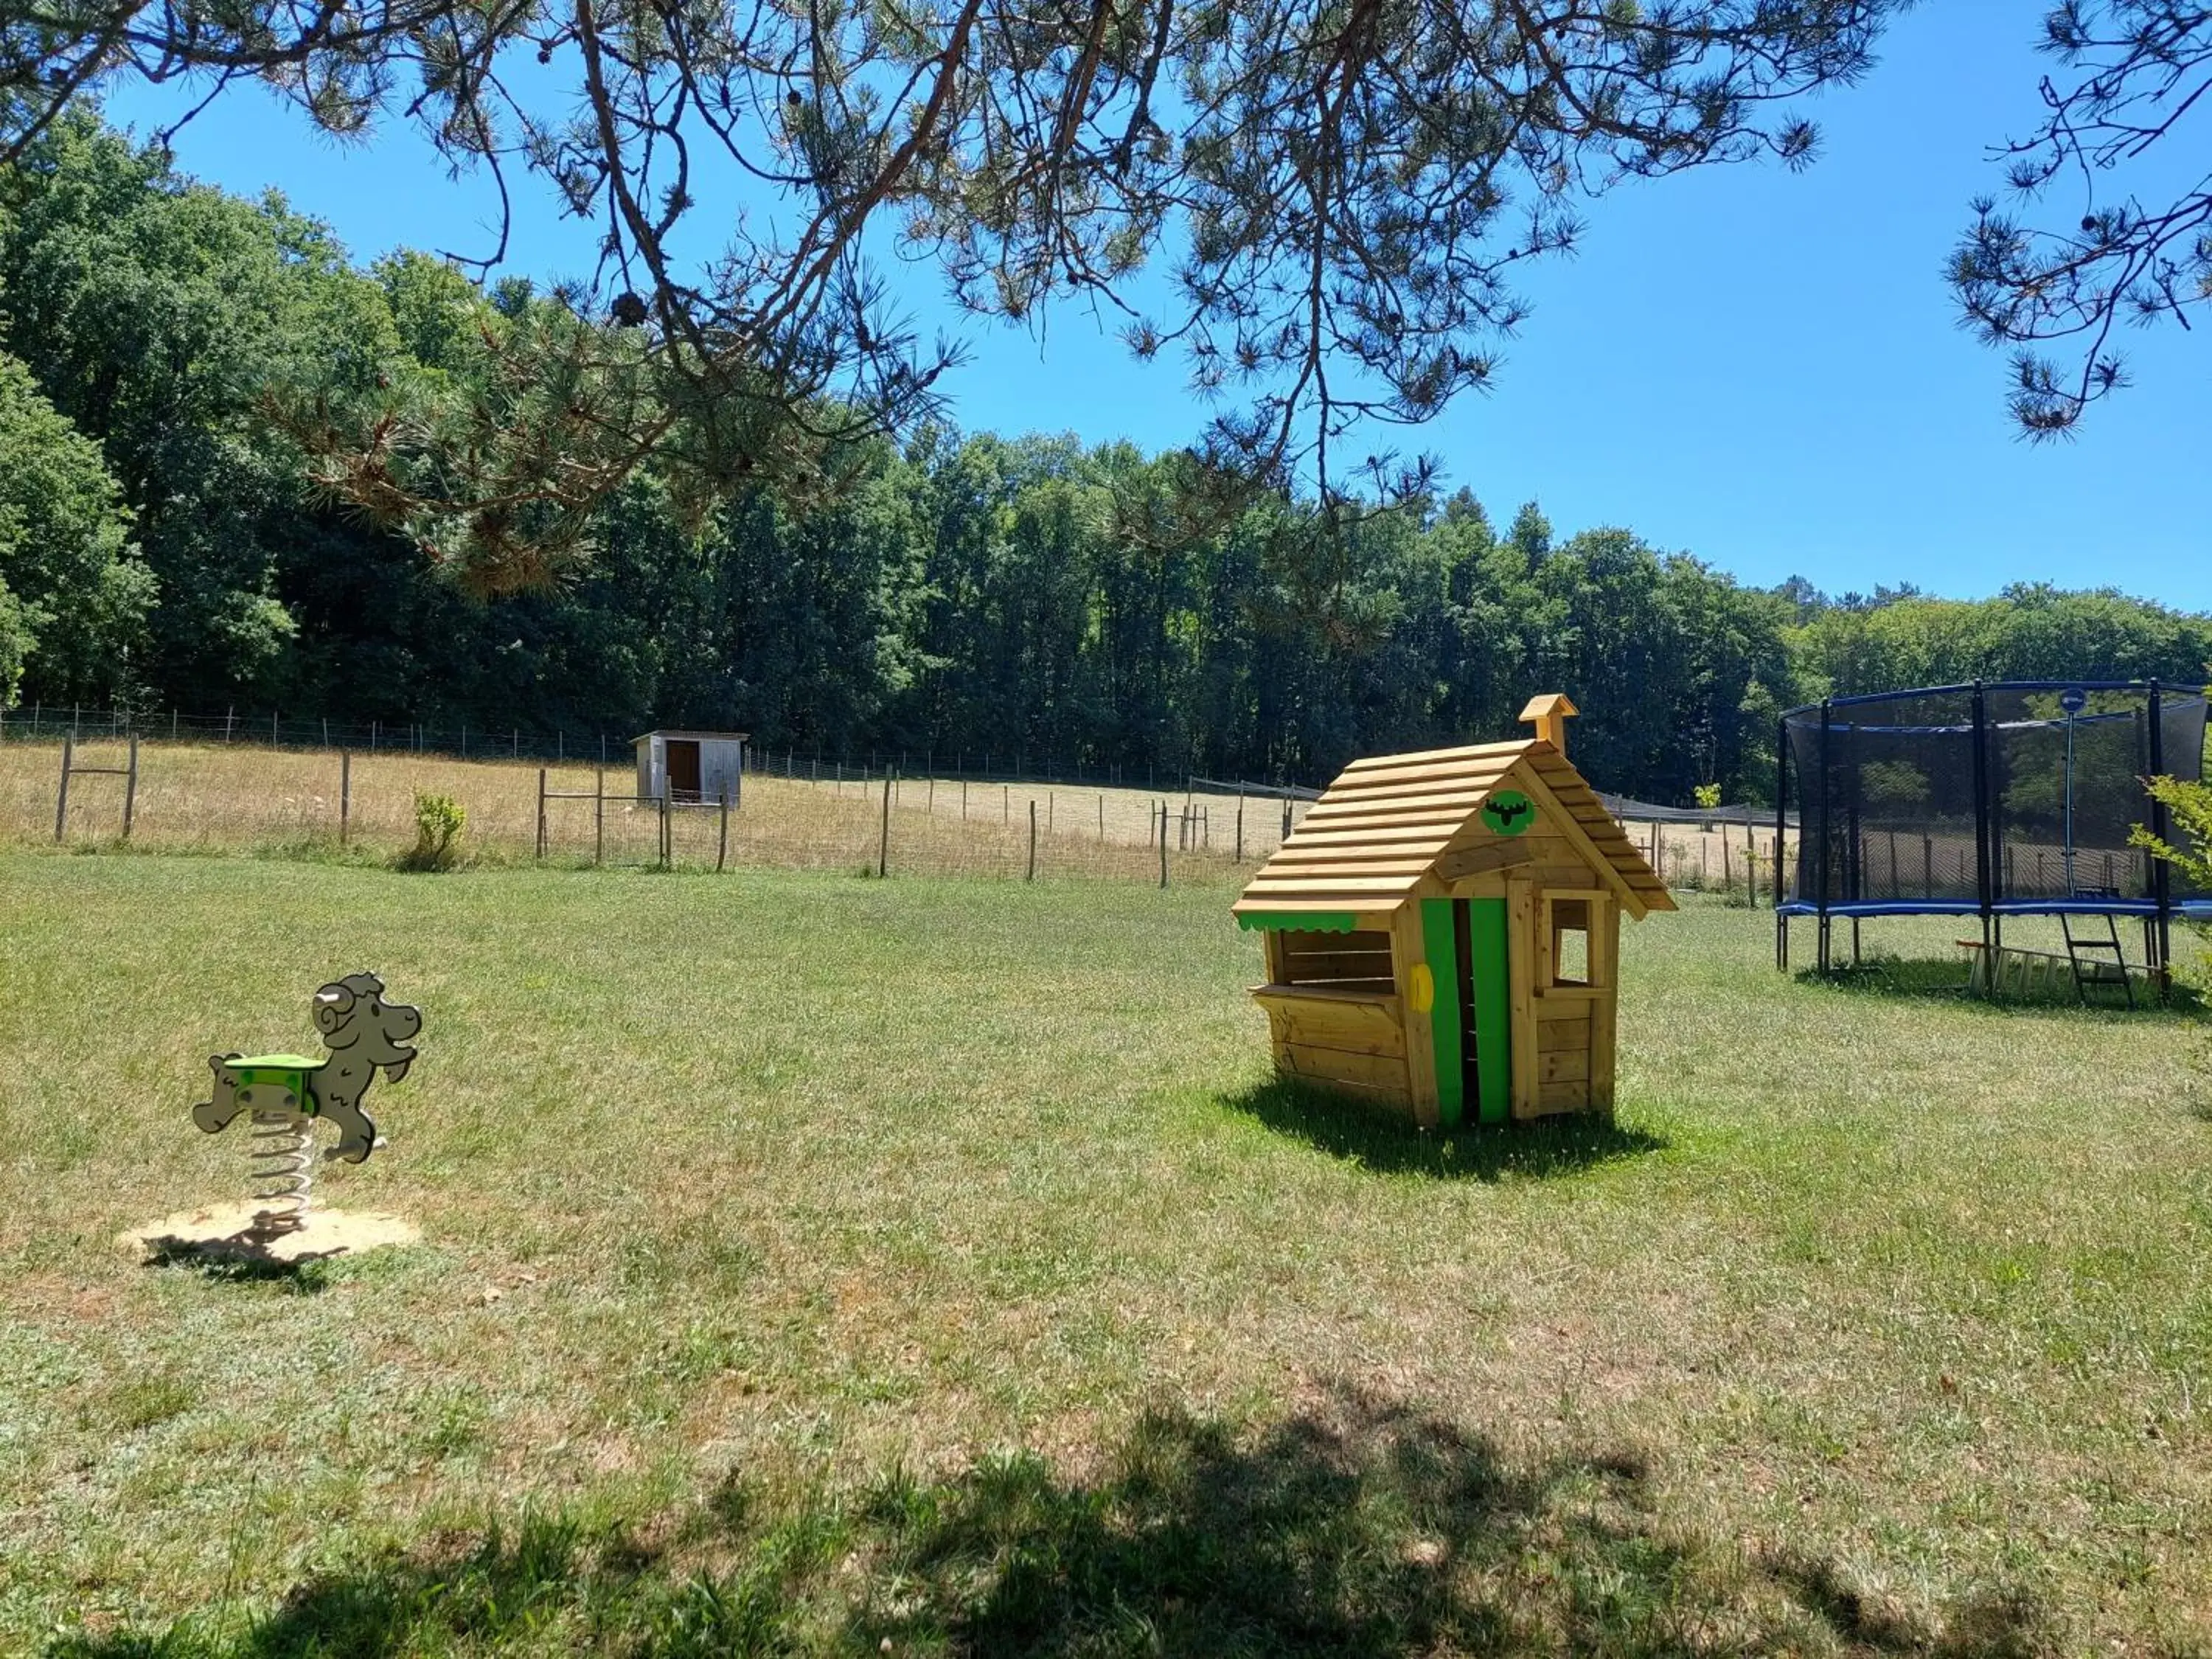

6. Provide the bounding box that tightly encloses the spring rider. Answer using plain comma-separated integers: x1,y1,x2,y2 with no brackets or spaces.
189,973,421,1237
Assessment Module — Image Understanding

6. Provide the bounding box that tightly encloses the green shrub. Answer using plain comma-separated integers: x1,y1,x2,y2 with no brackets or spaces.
1692,782,1722,812
2135,775,2212,967
401,791,467,872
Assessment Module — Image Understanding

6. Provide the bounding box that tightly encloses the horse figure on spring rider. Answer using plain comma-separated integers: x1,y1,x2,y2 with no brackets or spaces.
193,973,421,1165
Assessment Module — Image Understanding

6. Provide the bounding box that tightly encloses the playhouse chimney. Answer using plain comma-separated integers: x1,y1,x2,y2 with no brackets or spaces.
1518,692,1579,756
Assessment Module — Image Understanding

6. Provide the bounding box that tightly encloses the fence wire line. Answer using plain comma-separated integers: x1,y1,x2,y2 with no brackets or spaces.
0,703,1245,796
13,741,1262,887
4,705,1801,826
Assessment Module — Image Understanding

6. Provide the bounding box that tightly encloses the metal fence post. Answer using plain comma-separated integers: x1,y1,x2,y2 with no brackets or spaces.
717,783,731,873
595,767,605,865
536,767,548,858
1027,800,1037,881
122,735,138,838
341,751,352,845
1158,802,1169,888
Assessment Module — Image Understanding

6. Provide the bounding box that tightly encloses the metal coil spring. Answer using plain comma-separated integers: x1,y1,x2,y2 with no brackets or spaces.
247,1109,314,1234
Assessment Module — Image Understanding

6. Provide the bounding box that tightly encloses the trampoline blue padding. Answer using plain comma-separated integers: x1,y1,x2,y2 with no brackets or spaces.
1776,900,2212,920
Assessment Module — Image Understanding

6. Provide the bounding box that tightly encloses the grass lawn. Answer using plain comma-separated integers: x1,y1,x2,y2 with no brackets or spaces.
1,853,2207,1655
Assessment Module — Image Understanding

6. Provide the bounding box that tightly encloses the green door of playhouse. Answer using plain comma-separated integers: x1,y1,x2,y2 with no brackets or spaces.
1416,897,1510,1127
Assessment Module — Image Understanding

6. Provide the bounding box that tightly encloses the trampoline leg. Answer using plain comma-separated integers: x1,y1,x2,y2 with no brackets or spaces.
1851,917,1862,967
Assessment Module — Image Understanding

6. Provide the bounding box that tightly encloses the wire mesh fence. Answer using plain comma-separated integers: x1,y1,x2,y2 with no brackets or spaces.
3,703,1804,896
0,703,1252,793
0,737,1252,887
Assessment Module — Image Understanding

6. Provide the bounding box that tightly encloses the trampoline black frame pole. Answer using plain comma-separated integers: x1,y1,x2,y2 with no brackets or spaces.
1843,712,1863,966
1818,699,1833,975
1775,715,1790,972
1972,681,1994,971
2149,678,2172,998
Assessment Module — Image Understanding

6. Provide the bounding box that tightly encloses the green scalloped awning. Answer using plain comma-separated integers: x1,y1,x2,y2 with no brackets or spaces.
1234,911,1360,933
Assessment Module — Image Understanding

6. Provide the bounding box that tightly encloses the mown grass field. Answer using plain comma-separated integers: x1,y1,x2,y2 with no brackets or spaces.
1,852,2206,1655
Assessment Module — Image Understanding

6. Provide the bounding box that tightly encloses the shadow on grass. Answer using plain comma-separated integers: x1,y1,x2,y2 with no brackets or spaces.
48,1384,2055,1658
1797,955,2205,1020
1222,1077,1666,1180
136,1242,337,1291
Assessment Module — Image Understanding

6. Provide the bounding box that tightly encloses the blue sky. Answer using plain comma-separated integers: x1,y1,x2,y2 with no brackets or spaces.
105,4,2208,610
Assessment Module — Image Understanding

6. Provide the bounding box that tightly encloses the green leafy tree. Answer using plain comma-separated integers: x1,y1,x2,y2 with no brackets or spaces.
0,114,402,704
1,1,1895,582
0,347,150,703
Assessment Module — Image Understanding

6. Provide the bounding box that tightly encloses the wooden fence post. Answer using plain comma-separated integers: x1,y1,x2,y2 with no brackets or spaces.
53,735,71,841
341,751,352,845
1027,800,1037,881
1236,795,1245,863
879,770,893,877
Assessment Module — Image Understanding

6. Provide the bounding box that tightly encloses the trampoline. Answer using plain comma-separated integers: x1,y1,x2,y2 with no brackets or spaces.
1774,681,2211,993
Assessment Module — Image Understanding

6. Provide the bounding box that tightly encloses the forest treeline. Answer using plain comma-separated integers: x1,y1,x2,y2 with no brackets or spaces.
3,116,2208,803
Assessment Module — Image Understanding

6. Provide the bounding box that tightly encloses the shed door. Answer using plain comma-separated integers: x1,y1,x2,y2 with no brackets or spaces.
666,740,703,801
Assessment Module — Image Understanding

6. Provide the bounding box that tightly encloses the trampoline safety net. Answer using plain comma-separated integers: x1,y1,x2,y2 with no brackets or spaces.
1783,683,2210,909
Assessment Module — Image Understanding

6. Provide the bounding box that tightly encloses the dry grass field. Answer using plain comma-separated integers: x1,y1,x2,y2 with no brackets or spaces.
0,739,1251,883
1,852,2206,1656
2,734,1795,898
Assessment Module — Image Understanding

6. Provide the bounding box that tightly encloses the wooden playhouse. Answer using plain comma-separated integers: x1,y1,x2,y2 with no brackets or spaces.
1232,695,1672,1127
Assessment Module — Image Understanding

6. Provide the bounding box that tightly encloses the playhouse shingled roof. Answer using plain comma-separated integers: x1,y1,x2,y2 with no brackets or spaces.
1231,737,1674,922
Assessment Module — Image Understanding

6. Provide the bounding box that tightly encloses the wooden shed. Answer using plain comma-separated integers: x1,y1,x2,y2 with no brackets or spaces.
634,730,748,804
1231,695,1672,1127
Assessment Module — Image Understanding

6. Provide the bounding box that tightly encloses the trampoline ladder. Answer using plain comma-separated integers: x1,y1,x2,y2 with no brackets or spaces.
2060,911,2135,1009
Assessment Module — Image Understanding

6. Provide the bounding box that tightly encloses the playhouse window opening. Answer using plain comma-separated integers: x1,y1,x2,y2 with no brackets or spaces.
1549,897,1592,988
1277,928,1394,992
